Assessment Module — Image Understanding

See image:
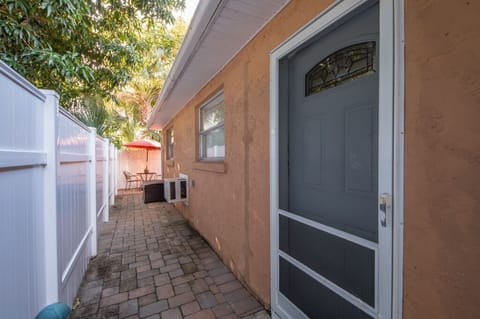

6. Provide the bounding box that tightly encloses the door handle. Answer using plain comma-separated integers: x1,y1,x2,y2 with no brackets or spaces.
379,193,392,228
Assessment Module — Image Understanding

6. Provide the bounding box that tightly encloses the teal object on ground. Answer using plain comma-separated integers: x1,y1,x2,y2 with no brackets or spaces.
35,303,71,319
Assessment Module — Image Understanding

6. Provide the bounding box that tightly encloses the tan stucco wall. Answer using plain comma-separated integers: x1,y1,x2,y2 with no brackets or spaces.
161,0,480,316
162,0,336,305
403,1,480,318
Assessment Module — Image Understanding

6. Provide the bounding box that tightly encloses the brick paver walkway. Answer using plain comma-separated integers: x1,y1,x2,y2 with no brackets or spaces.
71,193,270,319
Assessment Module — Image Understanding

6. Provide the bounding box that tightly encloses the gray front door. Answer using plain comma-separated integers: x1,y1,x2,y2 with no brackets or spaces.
276,3,391,318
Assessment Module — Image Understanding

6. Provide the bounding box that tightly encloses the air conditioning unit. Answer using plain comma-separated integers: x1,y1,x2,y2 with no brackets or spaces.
164,174,188,204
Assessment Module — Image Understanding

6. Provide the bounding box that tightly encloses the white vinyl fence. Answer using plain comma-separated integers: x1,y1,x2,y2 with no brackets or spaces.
0,61,118,318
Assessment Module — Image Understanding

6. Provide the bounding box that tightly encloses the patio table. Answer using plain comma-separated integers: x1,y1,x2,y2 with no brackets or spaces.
137,172,157,185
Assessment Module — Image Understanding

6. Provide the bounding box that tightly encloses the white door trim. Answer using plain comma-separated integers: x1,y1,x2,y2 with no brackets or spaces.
269,0,404,318
392,1,405,318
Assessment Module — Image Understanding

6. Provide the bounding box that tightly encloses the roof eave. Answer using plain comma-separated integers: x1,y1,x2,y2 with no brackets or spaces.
147,0,290,130
148,0,223,130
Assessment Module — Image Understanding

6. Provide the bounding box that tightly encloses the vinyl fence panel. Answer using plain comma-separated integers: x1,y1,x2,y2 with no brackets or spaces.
0,62,48,319
0,61,118,317
57,110,92,305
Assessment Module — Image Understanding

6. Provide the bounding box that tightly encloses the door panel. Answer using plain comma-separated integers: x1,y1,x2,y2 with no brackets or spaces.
279,216,375,306
276,3,388,318
345,105,376,194
288,31,379,243
279,258,372,319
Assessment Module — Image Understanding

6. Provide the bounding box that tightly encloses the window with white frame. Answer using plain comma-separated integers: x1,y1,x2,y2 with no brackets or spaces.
166,128,174,160
199,92,224,160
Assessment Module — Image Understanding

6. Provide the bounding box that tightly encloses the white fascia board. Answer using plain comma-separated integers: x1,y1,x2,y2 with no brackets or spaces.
147,0,290,130
148,0,223,130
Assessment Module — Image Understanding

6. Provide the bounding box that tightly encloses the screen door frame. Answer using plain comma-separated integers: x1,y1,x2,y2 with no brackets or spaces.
269,0,405,318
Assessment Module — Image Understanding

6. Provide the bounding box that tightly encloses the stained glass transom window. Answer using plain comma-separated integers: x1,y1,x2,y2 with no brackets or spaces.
305,42,376,96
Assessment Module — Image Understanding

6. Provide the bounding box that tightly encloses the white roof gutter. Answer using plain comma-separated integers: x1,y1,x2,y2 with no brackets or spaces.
147,0,223,130
147,0,290,130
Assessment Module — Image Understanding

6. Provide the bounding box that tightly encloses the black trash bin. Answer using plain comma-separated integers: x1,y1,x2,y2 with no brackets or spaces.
143,180,165,203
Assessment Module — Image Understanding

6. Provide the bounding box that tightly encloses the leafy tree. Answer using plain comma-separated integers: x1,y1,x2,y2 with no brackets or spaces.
110,20,187,145
0,0,185,108
71,95,110,136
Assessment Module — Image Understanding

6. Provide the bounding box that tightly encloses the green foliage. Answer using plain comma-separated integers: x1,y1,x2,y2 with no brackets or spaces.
110,20,187,145
0,0,187,146
0,0,185,107
71,95,110,136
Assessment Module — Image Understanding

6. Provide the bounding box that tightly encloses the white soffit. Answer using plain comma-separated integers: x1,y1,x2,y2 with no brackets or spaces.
148,0,290,130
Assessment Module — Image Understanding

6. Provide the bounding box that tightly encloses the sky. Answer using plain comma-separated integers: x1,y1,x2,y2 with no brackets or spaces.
175,0,200,21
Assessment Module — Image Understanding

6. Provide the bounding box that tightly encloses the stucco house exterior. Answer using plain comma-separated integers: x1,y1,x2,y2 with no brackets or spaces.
147,1,480,318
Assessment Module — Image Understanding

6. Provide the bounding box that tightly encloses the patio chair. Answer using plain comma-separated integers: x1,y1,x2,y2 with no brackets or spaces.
123,170,141,189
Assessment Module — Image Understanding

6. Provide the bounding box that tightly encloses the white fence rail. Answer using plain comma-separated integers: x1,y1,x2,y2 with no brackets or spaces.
0,61,117,318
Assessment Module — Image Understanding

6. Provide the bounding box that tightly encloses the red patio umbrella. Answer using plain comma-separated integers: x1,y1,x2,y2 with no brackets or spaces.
123,139,161,172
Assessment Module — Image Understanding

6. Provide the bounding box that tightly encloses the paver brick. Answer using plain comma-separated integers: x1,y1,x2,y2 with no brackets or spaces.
119,299,138,318
252,310,271,319
181,301,201,316
138,276,155,288
215,293,225,304
129,286,156,299
138,269,160,279
204,277,214,285
169,268,184,278
191,279,209,294
178,256,193,264
193,271,207,279
103,286,120,298
82,279,103,290
171,274,194,286
139,300,168,318
72,303,98,318
100,292,129,307
161,308,182,319
213,273,235,286
165,259,178,265
211,303,233,318
151,259,166,269
139,293,158,306
160,263,180,273
209,284,219,294
121,277,138,292
103,278,121,289
123,255,136,265
208,266,229,277
122,269,137,280
174,283,191,294
168,291,196,308
196,291,217,309
130,260,150,270
156,284,175,299
80,286,102,305
184,309,216,319
203,261,223,271
223,288,250,302
182,263,197,274
218,280,242,294
137,265,151,273
230,296,262,316
98,304,120,318
70,194,269,319
154,273,170,286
